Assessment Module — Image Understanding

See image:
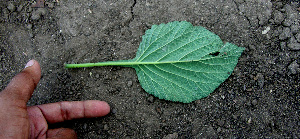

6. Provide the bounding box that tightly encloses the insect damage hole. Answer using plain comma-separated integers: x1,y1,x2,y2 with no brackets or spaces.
209,52,220,56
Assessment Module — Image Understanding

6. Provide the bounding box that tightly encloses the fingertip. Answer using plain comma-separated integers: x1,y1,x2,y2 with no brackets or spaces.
23,59,41,84
84,100,111,117
24,59,35,69
2,59,41,103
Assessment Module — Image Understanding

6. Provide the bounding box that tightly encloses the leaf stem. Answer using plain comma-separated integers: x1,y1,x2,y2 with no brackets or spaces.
65,60,187,68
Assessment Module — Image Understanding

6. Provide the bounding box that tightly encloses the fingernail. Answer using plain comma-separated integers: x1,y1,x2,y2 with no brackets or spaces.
25,60,35,69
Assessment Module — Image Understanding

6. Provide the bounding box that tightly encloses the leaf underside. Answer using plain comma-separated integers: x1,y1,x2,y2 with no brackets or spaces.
129,21,244,103
65,21,245,103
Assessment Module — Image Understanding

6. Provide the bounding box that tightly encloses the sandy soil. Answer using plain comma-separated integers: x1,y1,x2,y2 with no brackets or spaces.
0,0,299,138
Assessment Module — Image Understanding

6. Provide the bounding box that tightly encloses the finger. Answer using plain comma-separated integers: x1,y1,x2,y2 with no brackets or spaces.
34,100,110,124
1,60,41,105
47,128,77,139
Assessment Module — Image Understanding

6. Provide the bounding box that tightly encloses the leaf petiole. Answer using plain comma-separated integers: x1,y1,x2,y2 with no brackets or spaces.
65,60,187,68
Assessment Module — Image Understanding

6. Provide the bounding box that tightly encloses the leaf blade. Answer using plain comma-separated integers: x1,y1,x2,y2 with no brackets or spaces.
65,21,245,103
131,21,244,103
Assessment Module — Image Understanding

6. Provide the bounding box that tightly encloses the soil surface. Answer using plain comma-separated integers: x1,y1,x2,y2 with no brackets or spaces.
0,0,299,138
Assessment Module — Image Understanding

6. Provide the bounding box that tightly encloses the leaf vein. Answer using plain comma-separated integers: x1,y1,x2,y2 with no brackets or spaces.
144,65,192,99
139,65,173,96
135,24,178,62
138,25,194,62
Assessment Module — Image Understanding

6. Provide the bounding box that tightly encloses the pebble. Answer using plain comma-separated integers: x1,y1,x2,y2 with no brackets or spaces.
273,10,284,24
288,60,299,74
282,5,296,27
217,119,225,126
30,33,34,38
162,133,178,139
2,8,9,19
31,8,47,20
283,18,293,27
46,2,55,8
296,33,300,42
31,12,41,20
256,73,264,88
262,26,270,34
83,123,87,130
127,81,133,87
147,96,154,103
111,109,117,114
7,2,16,12
275,2,283,9
280,41,286,50
26,24,32,30
287,36,300,50
279,27,292,40
252,99,258,106
103,124,109,130
290,24,299,34
17,4,23,12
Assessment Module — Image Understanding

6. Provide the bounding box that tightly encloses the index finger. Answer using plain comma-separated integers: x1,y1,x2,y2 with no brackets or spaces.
32,100,110,124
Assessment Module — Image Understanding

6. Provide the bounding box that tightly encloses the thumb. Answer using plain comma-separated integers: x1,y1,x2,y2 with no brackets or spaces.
47,128,77,139
1,60,41,105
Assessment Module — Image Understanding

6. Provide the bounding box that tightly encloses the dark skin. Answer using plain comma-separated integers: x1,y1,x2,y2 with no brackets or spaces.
0,60,110,139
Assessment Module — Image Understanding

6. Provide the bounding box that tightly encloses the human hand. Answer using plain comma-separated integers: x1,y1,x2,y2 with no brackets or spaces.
0,60,110,139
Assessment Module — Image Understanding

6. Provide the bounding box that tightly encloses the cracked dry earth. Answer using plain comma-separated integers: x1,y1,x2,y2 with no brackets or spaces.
0,0,299,138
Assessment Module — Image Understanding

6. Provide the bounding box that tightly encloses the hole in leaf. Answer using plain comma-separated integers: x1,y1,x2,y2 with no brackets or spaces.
209,52,220,56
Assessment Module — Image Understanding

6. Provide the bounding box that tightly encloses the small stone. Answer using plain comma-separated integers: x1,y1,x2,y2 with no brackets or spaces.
95,74,100,78
31,11,41,20
262,26,270,34
83,123,87,130
287,36,300,50
2,8,9,19
233,114,238,120
280,41,286,50
31,0,45,8
147,96,154,103
38,8,46,16
46,2,55,8
29,33,34,38
17,4,24,12
127,81,133,87
162,133,178,139
217,127,222,133
273,11,284,24
279,27,292,40
290,24,299,34
26,24,32,30
275,2,283,9
103,124,109,130
221,95,225,99
256,73,264,88
288,61,299,74
283,18,293,27
252,99,258,106
247,117,252,124
217,119,225,126
274,27,282,37
282,5,296,27
31,8,47,20
246,101,251,107
111,109,117,114
296,33,300,42
28,6,32,12
7,2,16,12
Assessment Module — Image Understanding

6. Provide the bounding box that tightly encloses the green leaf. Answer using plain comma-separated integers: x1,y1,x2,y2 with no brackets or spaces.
65,21,245,103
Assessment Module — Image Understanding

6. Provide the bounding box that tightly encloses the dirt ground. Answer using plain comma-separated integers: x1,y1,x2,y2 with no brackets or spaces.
0,0,299,138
